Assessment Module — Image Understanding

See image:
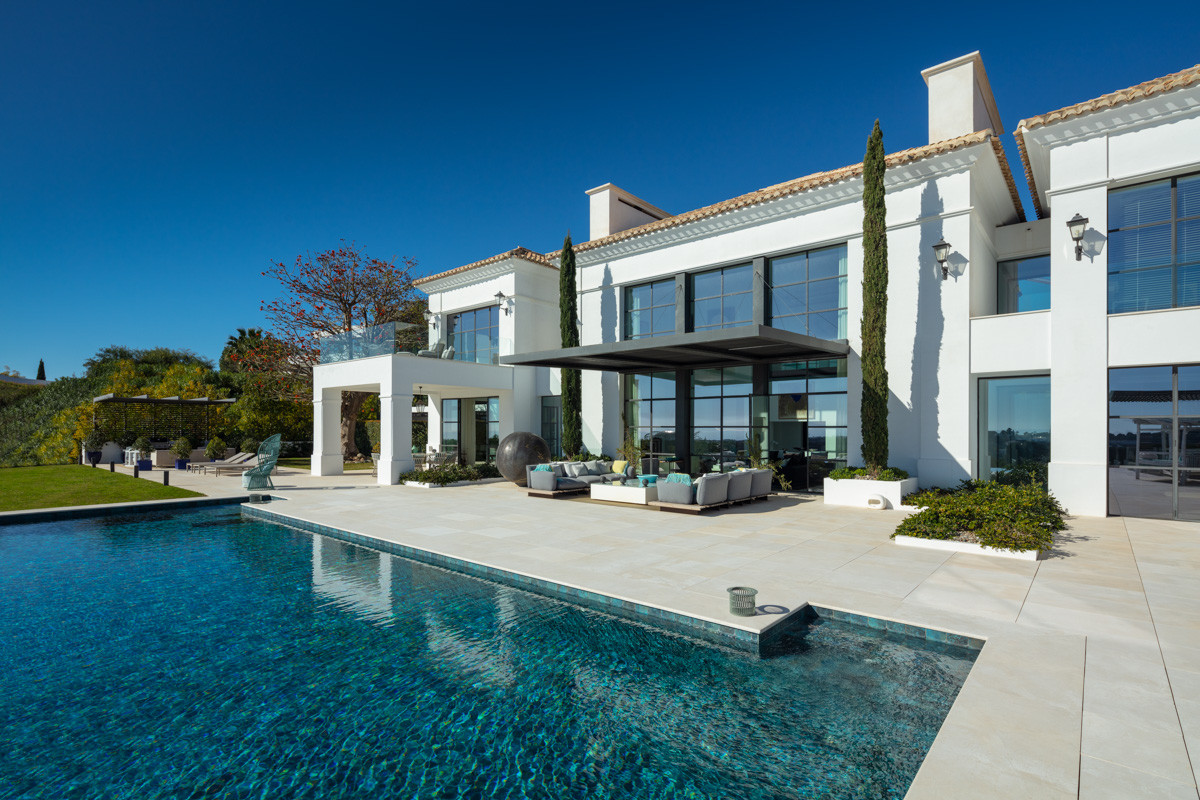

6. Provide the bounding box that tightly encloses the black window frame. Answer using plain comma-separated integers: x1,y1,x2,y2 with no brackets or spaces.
622,278,676,340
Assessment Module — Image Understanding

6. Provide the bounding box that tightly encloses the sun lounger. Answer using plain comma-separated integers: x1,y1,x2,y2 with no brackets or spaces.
193,452,253,474
212,455,260,476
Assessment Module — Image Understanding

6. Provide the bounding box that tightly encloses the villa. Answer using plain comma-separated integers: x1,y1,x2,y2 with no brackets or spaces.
311,52,1200,522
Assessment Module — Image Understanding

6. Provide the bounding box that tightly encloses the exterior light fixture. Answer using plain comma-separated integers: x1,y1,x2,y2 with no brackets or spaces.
423,309,437,328
495,291,511,315
932,238,951,279
1067,213,1089,261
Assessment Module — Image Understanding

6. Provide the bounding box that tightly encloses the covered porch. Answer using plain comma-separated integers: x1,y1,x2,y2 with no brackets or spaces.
312,353,518,485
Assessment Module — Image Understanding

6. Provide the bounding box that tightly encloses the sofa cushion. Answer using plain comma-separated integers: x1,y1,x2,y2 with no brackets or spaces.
694,472,731,506
556,477,587,489
727,470,753,502
599,461,613,474
576,474,605,484
657,479,695,505
565,462,586,478
529,470,557,491
552,463,566,478
533,464,553,471
583,460,602,475
611,460,627,476
749,468,773,497
664,473,692,485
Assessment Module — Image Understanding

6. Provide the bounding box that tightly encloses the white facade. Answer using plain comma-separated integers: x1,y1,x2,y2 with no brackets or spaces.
312,55,1200,519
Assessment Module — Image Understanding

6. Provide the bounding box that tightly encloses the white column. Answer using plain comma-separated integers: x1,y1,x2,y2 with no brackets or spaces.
426,394,442,453
312,388,343,475
379,393,414,484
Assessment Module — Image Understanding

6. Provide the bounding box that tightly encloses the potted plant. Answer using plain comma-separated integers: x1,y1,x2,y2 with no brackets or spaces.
132,436,153,471
171,437,193,470
83,430,106,465
205,436,227,462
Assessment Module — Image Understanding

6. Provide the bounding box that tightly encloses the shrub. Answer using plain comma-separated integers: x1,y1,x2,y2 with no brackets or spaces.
170,437,193,459
132,436,153,457
829,466,910,481
205,437,227,460
892,482,1065,553
116,432,138,449
82,430,107,452
398,463,500,486
240,438,260,454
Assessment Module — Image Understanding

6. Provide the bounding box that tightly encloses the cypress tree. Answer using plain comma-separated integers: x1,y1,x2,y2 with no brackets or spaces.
36,359,46,381
559,234,582,456
860,120,889,473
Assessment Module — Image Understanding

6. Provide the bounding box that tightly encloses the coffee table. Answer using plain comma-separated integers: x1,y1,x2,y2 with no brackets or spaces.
589,482,658,505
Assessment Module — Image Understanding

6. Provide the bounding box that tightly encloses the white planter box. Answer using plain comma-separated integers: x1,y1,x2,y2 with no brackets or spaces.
823,477,918,509
894,534,1045,561
403,478,506,489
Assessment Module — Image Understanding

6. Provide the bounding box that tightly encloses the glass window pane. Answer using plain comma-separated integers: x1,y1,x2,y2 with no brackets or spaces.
808,359,848,392
723,366,753,395
627,284,652,309
808,245,847,279
649,399,675,427
771,392,807,421
809,311,842,341
808,278,843,311
1108,268,1173,314
627,373,650,401
650,372,676,398
771,285,806,318
772,314,806,335
1178,263,1200,309
722,264,753,294
1179,368,1200,415
652,279,675,307
652,305,675,336
625,402,641,429
979,376,1051,477
1109,226,1172,272
722,397,750,427
1179,419,1200,468
722,292,752,326
692,369,723,398
770,254,806,285
1179,175,1200,219
808,394,848,427
1178,218,1200,265
998,256,1051,314
692,398,722,426
770,378,805,396
1109,366,1173,416
693,297,721,329
626,309,647,338
692,270,721,299
1109,180,1172,229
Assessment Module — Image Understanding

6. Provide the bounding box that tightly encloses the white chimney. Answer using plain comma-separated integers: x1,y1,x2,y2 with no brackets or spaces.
921,51,1004,144
585,183,670,240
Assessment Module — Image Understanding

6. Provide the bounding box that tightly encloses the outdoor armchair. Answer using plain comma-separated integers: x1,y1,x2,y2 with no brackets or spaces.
242,434,282,490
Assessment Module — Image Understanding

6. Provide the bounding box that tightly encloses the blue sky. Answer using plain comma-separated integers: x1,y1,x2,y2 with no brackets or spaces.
2,1,1197,378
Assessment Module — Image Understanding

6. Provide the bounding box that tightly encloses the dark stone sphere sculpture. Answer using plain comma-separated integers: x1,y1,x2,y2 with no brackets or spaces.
496,431,552,486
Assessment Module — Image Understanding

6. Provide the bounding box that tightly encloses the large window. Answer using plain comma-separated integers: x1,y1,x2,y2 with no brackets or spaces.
440,399,459,459
447,306,500,364
978,376,1051,479
768,360,848,486
624,279,675,340
625,372,676,461
1108,365,1200,520
691,264,753,331
541,396,562,458
768,244,848,339
997,255,1050,314
690,366,765,473
1108,173,1200,313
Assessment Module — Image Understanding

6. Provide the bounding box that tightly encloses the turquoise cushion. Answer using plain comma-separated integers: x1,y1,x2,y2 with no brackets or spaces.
665,473,692,485
533,464,553,472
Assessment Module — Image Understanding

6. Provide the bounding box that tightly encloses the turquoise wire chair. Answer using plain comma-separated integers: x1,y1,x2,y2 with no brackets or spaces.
241,434,282,490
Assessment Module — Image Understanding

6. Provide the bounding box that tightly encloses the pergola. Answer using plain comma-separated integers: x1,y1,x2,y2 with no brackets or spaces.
92,394,235,443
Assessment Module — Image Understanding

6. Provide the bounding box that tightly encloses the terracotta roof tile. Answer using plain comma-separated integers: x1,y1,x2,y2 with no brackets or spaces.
1015,64,1200,219
414,247,554,287
559,130,1022,257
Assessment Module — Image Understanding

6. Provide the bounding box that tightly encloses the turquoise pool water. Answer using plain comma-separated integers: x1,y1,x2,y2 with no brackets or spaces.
0,507,976,799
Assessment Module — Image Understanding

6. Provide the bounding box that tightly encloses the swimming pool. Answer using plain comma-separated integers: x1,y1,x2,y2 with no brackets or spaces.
0,507,977,799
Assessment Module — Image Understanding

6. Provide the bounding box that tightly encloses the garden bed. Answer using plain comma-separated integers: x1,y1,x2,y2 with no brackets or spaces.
404,478,507,489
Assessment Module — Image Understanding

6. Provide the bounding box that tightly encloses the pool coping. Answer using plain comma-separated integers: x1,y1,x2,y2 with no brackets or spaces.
0,495,250,526
240,501,985,656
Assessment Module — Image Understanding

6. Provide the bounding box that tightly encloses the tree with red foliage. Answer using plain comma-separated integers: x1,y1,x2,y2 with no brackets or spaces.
236,242,426,458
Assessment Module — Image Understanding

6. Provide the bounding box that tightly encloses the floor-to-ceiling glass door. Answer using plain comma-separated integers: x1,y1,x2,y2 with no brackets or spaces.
1108,365,1200,520
440,397,499,465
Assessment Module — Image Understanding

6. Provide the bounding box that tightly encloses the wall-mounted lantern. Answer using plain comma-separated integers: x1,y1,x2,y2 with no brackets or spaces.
423,308,438,328
1067,214,1089,261
933,238,952,279
494,291,512,316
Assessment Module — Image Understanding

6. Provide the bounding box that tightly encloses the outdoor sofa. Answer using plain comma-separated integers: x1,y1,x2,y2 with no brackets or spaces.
654,468,773,512
525,459,636,494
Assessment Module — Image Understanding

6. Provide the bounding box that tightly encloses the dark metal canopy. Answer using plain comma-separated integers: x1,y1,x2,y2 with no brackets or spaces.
500,325,848,373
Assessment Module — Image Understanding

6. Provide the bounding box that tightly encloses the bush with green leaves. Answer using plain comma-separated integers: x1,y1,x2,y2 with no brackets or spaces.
829,466,910,481
132,436,153,457
398,462,501,486
893,481,1065,552
240,438,260,454
170,437,193,459
205,437,227,460
82,430,107,452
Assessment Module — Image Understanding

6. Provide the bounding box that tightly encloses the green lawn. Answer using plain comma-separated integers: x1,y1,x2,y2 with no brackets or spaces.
0,465,203,512
276,457,373,471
